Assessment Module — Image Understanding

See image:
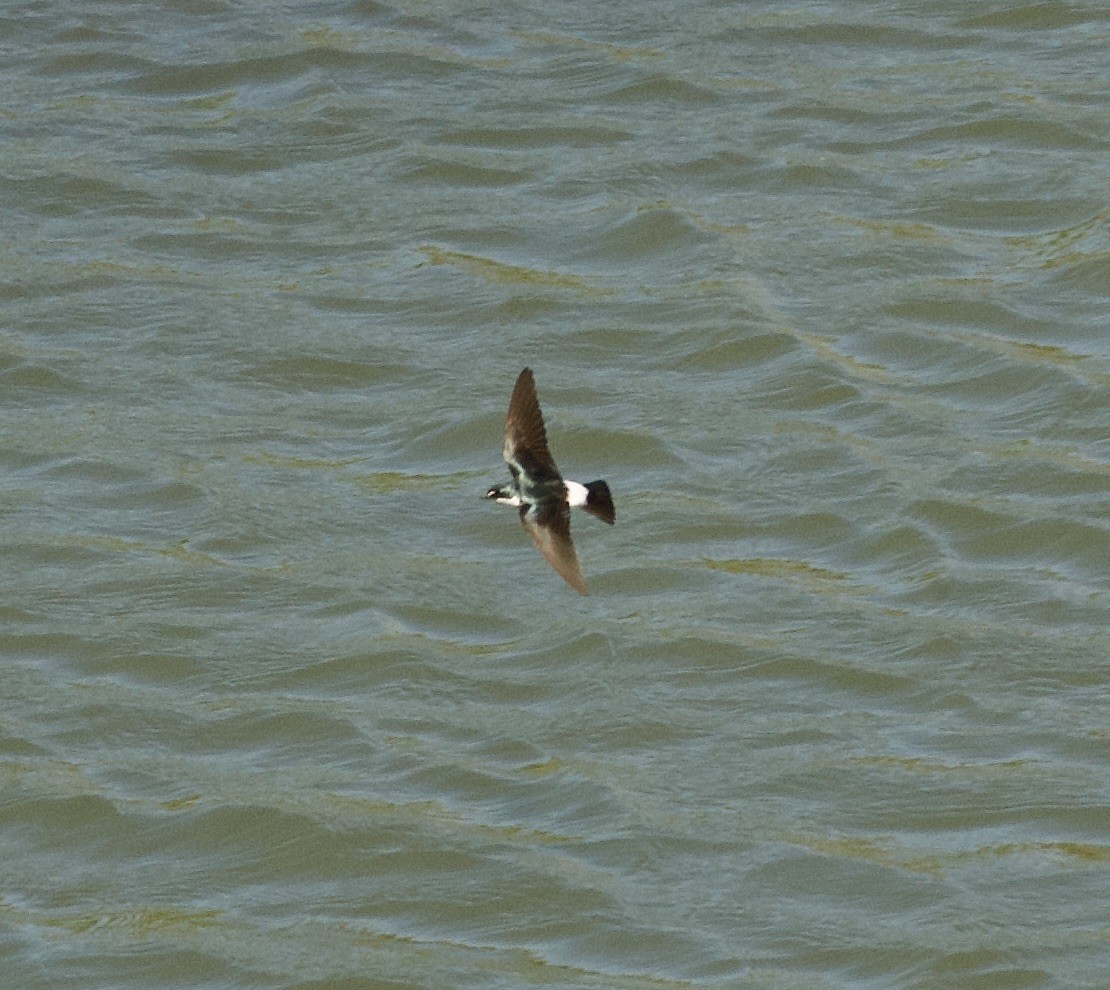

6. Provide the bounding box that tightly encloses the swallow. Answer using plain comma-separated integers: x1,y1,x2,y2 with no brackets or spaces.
485,368,614,594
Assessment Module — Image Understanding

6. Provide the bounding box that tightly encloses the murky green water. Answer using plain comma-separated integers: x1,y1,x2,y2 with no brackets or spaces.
2,2,1108,988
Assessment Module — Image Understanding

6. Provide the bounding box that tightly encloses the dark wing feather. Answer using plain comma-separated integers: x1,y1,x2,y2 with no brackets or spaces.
520,502,588,595
504,368,561,481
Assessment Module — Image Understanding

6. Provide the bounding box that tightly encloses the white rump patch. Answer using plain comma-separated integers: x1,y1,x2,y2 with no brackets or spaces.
564,480,589,508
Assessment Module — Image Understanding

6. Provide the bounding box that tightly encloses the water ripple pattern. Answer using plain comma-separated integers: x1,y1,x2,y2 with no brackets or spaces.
2,2,1107,988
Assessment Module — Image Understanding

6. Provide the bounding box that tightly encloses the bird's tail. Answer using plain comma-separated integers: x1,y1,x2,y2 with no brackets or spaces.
582,481,616,525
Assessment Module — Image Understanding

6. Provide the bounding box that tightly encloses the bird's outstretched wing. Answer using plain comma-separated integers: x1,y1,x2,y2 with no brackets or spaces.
520,500,588,595
504,368,561,482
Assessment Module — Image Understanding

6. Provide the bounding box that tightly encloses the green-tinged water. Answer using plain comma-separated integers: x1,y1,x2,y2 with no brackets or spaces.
2,2,1108,988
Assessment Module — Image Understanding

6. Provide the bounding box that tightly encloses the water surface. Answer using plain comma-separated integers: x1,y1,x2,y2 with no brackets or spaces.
2,2,1108,988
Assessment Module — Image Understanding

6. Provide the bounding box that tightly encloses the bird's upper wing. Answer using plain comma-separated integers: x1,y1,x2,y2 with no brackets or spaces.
503,368,561,482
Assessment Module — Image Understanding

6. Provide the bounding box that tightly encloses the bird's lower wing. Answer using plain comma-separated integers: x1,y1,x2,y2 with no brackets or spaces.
521,505,588,595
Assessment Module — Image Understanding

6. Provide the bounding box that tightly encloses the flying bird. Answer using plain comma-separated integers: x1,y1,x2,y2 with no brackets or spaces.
485,368,614,594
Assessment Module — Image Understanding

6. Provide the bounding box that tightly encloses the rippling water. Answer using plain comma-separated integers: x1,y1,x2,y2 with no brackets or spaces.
2,2,1108,988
